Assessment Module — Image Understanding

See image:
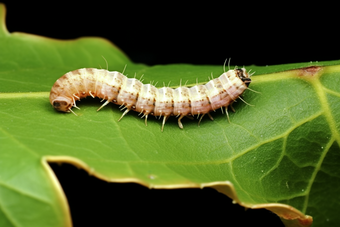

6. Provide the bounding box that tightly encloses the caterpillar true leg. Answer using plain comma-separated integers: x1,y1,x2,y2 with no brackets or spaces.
118,108,130,122
97,100,110,111
161,116,170,132
177,115,185,129
197,113,214,126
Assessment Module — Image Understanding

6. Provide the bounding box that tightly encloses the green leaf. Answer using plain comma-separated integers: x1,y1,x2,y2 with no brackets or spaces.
1,3,340,227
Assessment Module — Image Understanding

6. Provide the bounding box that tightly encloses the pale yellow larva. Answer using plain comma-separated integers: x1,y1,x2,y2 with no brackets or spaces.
49,66,252,131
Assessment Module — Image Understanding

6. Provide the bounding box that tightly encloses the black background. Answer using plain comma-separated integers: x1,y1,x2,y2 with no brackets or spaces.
3,1,335,226
3,2,338,67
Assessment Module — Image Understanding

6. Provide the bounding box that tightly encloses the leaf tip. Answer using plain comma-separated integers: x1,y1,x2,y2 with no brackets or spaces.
0,3,9,36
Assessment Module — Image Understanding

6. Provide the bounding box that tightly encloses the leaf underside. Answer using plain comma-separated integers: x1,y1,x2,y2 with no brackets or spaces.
1,3,340,227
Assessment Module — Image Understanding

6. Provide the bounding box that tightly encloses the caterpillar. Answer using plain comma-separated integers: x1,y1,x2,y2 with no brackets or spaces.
49,64,252,131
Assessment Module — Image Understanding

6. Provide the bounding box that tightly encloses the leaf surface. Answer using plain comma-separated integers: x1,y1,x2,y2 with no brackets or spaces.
1,4,340,227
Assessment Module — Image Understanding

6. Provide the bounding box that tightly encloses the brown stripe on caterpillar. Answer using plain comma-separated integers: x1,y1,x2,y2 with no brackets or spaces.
49,65,253,131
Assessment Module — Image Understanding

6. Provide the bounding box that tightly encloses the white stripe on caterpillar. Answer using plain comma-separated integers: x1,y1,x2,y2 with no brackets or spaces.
50,66,252,131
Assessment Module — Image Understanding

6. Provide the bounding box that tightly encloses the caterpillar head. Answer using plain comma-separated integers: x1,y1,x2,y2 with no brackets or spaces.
51,96,74,112
235,68,251,87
